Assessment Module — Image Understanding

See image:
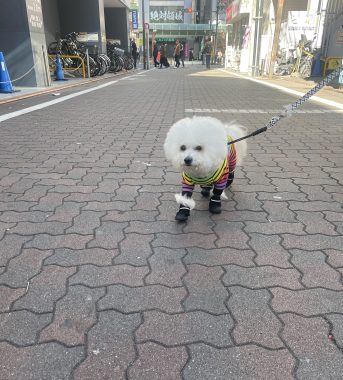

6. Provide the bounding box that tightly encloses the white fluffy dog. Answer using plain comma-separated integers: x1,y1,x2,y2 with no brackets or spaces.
164,116,247,221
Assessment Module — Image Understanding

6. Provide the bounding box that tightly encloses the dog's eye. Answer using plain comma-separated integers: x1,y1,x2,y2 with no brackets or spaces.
195,146,202,151
180,145,186,151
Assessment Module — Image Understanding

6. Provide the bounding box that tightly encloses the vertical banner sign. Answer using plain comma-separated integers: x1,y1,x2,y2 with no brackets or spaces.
132,10,138,29
26,0,43,30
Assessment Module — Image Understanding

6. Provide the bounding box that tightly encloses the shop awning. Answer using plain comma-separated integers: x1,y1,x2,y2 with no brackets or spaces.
150,23,227,37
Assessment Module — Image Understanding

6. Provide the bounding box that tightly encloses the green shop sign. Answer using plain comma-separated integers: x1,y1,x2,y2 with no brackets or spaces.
155,37,177,42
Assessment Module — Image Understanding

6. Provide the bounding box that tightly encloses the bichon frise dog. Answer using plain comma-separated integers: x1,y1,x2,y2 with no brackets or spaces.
164,116,247,221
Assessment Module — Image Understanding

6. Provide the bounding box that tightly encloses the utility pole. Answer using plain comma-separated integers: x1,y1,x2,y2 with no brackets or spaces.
251,0,264,76
214,2,219,60
142,0,149,70
268,0,284,78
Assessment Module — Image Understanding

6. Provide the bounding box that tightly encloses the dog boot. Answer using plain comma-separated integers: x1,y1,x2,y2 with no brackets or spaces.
200,185,212,197
175,205,190,221
209,195,222,214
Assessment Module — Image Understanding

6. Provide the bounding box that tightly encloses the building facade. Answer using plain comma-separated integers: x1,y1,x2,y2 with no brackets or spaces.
0,0,131,87
225,0,343,75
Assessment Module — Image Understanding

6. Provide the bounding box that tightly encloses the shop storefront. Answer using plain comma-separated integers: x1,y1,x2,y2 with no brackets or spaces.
225,0,252,72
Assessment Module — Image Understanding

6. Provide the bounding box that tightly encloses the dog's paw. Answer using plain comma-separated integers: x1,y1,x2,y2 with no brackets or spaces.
209,196,222,214
175,206,190,222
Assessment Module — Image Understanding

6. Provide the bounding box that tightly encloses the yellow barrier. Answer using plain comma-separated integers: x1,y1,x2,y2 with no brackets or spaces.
48,54,86,78
322,57,342,76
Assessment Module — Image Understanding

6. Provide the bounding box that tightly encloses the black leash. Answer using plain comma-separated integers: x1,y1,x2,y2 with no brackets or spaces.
227,65,343,146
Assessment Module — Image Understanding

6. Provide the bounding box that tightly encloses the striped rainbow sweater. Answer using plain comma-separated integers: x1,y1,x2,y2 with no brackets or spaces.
182,138,237,193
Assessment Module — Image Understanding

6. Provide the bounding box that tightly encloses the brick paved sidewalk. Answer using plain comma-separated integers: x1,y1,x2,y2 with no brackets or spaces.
0,66,343,379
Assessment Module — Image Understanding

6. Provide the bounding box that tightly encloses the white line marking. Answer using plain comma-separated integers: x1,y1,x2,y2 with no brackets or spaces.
184,108,329,113
218,69,343,111
0,80,118,123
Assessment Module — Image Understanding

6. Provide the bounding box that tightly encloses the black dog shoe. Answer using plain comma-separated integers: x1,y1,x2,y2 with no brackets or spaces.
200,186,212,197
209,195,222,214
175,206,190,221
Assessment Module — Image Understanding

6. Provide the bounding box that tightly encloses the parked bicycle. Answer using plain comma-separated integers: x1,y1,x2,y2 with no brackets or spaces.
48,33,134,77
275,40,314,79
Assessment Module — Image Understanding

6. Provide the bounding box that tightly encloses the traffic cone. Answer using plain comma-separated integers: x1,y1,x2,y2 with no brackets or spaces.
0,52,14,93
55,53,67,81
339,67,343,89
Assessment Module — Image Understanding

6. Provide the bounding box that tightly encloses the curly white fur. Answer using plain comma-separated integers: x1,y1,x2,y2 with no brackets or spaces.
164,116,247,208
175,194,196,209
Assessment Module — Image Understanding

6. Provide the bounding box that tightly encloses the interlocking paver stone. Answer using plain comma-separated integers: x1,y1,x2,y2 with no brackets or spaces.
115,233,154,265
73,310,141,380
98,284,186,313
145,247,186,287
69,264,149,287
128,342,188,380
104,210,158,222
13,265,76,313
26,233,92,250
40,285,105,346
295,210,337,235
262,200,297,222
290,249,343,289
184,344,295,379
281,314,343,379
184,247,255,267
0,286,26,312
249,233,291,267
289,200,342,212
0,210,47,223
66,210,104,234
183,265,228,314
282,234,343,250
0,342,84,380
244,220,305,235
223,265,302,289
0,234,32,266
152,232,216,249
9,221,69,235
0,248,52,287
136,311,233,347
325,249,343,267
0,311,51,345
213,221,250,249
88,221,127,249
227,286,283,348
271,287,343,315
125,220,184,234
45,247,118,266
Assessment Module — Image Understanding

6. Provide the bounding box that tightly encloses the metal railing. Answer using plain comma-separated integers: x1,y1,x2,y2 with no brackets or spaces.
48,55,86,78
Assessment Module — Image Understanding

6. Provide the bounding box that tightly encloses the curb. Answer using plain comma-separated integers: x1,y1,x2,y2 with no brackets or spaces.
0,70,135,106
219,69,343,111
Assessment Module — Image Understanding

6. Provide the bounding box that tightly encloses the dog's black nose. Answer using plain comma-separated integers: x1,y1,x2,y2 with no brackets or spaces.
184,157,193,166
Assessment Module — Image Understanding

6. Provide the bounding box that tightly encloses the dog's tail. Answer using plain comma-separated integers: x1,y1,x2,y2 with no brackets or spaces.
225,121,248,166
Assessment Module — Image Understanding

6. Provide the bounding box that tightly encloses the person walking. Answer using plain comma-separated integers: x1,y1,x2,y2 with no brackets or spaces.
174,40,181,68
159,43,169,68
203,38,213,69
131,39,138,69
153,44,159,67
180,41,185,68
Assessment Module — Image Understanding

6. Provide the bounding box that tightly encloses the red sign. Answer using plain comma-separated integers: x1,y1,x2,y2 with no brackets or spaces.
226,4,232,23
226,0,240,23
